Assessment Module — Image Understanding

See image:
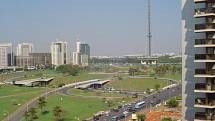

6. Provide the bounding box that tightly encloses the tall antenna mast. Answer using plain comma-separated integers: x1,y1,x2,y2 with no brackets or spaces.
147,0,152,57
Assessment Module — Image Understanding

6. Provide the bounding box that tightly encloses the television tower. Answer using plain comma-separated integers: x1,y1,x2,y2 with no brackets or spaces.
147,0,152,57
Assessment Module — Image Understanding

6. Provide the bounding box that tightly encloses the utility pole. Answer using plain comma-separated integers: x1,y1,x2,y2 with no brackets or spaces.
147,0,152,57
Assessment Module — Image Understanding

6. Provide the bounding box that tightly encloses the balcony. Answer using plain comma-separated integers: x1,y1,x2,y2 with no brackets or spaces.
195,98,215,108
195,112,215,121
195,39,215,47
195,69,215,77
195,83,215,93
195,54,215,62
194,8,215,18
195,23,215,33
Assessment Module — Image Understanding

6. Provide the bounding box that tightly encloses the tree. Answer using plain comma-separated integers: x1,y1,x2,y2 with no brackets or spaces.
56,64,80,76
38,97,47,113
24,111,30,121
146,88,151,94
53,106,64,121
167,98,179,108
129,68,137,76
107,100,114,107
155,84,161,91
137,114,145,121
29,108,38,120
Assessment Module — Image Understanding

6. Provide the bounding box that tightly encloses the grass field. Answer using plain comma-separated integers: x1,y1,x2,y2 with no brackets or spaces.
0,71,115,120
159,73,182,81
105,78,169,91
23,89,134,121
0,85,45,120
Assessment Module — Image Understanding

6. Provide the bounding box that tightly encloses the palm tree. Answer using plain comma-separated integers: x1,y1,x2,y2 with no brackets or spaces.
24,111,30,121
53,106,63,121
146,88,151,94
38,97,47,113
137,114,146,121
29,108,37,120
155,84,161,91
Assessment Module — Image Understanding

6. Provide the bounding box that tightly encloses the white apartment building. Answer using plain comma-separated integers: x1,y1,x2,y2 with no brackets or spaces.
51,41,68,66
72,52,81,65
182,0,215,120
0,43,12,68
16,43,33,56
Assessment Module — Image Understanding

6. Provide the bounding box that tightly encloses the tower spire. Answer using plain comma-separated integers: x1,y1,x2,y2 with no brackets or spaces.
147,0,152,57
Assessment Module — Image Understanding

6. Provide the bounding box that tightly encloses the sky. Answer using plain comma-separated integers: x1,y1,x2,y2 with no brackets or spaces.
0,0,181,56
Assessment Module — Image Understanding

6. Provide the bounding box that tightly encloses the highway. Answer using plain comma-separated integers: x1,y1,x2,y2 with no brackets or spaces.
90,84,182,121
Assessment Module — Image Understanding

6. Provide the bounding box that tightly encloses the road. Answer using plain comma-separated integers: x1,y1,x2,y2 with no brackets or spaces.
90,84,182,121
4,79,104,121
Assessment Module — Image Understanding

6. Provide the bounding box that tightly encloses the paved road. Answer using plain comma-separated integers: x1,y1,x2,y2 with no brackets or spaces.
90,84,182,121
4,79,104,121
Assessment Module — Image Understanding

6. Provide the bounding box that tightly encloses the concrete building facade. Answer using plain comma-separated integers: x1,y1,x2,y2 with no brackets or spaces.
50,41,68,66
29,53,52,68
0,43,13,68
73,41,90,66
16,43,33,56
182,0,215,120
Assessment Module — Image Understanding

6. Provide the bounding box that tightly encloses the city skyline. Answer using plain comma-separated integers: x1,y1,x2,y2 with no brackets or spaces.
0,0,181,56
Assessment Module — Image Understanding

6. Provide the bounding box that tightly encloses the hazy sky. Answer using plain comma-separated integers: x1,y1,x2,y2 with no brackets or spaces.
0,0,181,56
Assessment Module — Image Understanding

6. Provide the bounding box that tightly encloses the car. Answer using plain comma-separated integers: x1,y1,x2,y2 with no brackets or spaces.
119,115,125,119
112,108,119,112
111,116,119,121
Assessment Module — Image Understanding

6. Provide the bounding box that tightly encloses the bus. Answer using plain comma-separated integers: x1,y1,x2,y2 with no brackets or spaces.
134,101,145,109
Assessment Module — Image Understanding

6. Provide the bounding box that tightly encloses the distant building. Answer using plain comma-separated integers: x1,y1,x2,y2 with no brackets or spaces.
15,56,30,67
51,41,68,66
72,52,81,65
72,41,90,66
15,43,33,67
16,43,33,56
76,42,90,56
29,53,52,68
0,43,13,68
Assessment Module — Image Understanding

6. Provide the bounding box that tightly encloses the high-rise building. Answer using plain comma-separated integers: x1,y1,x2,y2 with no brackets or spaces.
16,43,33,56
182,0,215,120
72,52,81,65
73,41,90,66
51,41,68,66
0,43,13,68
15,43,33,67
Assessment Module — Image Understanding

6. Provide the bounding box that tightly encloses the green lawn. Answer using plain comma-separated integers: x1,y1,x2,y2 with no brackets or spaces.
0,86,45,120
159,73,182,81
105,78,169,91
23,89,134,121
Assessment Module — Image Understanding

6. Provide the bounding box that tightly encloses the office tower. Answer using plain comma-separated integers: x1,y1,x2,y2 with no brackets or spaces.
51,41,68,66
72,52,81,65
16,43,33,56
29,53,52,68
182,0,215,120
0,43,12,68
15,43,33,67
73,41,90,66
76,41,90,57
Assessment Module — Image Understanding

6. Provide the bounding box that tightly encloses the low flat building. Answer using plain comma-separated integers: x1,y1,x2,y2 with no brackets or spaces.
14,77,54,87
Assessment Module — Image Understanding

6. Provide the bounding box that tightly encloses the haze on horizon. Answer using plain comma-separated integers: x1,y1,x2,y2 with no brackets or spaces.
0,0,181,56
